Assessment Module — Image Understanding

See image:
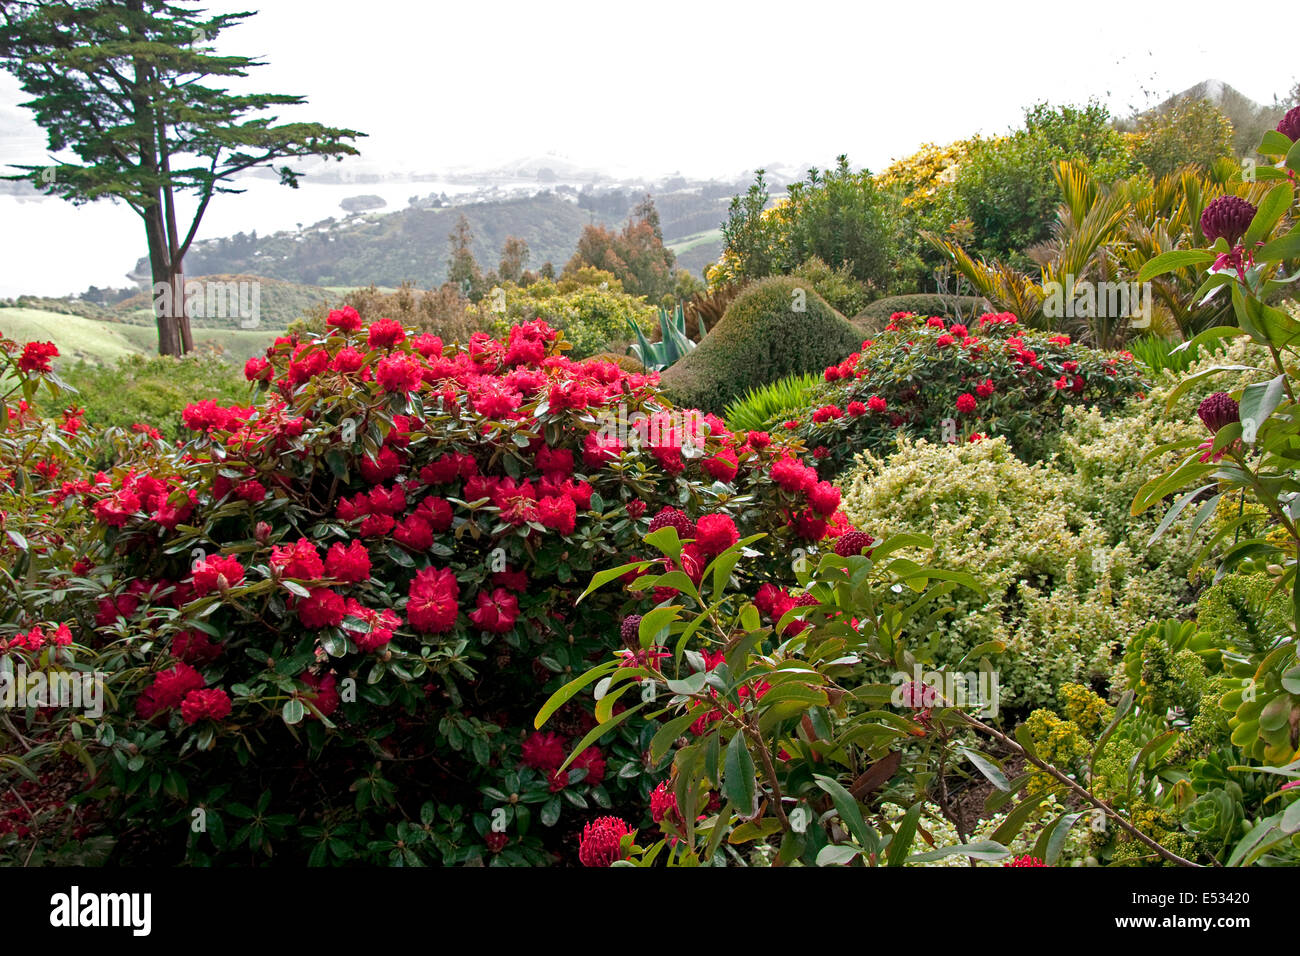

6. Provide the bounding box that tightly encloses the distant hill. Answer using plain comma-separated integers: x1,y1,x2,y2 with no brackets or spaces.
150,187,738,289
1127,79,1298,158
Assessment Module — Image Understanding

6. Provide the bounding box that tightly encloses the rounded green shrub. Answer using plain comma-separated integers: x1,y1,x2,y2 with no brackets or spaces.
658,276,862,414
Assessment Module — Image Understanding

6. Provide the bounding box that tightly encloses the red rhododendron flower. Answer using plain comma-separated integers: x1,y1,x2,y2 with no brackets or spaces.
136,663,206,718
770,456,816,494
244,356,272,381
271,539,324,580
1004,855,1047,867
325,540,371,583
847,401,867,416
415,495,454,531
359,446,403,484
807,480,841,517
537,494,577,535
578,816,633,867
191,554,244,595
298,587,347,629
376,354,424,393
342,599,400,652
393,514,434,551
18,341,59,374
571,746,606,787
180,687,232,724
521,731,568,772
976,378,995,398
299,671,339,717
694,512,739,557
327,305,363,332
812,404,843,423
171,630,224,664
867,395,887,413
468,587,519,633
703,448,739,482
331,347,366,373
407,566,460,633
367,318,406,349
955,393,977,415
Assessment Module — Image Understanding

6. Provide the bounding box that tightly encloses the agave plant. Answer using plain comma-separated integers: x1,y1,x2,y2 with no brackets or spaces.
625,305,707,372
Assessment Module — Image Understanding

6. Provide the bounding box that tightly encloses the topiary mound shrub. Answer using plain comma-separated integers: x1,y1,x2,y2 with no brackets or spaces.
2,313,863,866
853,293,989,328
781,310,1147,475
658,276,863,414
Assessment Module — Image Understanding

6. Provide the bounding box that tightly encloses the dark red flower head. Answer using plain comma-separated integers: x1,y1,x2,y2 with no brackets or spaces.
1200,195,1256,246
1197,391,1240,434
578,816,633,867
1277,106,1300,143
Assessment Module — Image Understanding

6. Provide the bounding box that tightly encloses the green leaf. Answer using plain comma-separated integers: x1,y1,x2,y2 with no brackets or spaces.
558,701,648,773
960,749,1010,792
1258,223,1300,262
886,803,921,866
649,709,701,763
1238,375,1288,443
534,660,619,729
907,840,1010,863
989,788,1057,846
816,844,861,867
1137,249,1215,283
576,560,650,604
1244,182,1293,247
813,774,879,854
281,699,305,725
723,732,757,814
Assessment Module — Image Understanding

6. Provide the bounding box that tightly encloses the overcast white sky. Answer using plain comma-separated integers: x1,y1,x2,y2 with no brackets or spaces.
0,0,1296,297
3,0,1296,178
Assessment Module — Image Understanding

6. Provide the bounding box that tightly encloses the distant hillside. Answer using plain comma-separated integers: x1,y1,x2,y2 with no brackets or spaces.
1129,79,1298,158
153,188,736,288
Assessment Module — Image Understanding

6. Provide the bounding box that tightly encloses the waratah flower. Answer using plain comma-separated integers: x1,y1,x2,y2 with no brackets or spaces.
1277,105,1300,142
180,687,232,724
1197,392,1240,433
650,781,680,826
1003,855,1047,867
694,513,739,557
620,614,642,648
1200,195,1256,246
834,530,876,557
648,507,695,540
578,816,633,867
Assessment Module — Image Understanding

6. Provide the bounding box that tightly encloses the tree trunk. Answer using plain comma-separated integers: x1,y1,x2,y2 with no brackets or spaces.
145,208,180,357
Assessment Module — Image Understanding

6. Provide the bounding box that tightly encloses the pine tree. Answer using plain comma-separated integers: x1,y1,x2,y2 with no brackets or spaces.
0,1,362,355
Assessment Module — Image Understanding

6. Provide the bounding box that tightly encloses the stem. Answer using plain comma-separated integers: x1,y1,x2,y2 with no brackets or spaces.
957,711,1207,868
745,717,790,831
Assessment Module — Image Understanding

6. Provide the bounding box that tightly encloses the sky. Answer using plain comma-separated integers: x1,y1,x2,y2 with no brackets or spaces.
0,0,1296,295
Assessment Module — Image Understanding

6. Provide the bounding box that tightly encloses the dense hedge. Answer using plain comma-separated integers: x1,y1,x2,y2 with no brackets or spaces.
658,277,862,414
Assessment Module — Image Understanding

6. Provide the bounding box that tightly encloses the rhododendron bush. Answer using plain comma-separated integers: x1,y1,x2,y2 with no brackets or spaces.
1,314,868,865
777,311,1148,475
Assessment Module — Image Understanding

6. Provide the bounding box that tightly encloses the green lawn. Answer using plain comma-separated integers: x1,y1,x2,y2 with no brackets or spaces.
1,306,283,366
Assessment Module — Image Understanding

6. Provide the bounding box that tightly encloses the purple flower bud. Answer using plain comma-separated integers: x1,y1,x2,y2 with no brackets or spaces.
1278,106,1300,143
1200,196,1257,247
1197,391,1240,434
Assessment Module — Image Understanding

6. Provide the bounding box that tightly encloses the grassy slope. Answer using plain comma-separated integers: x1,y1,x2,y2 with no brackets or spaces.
0,306,283,366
